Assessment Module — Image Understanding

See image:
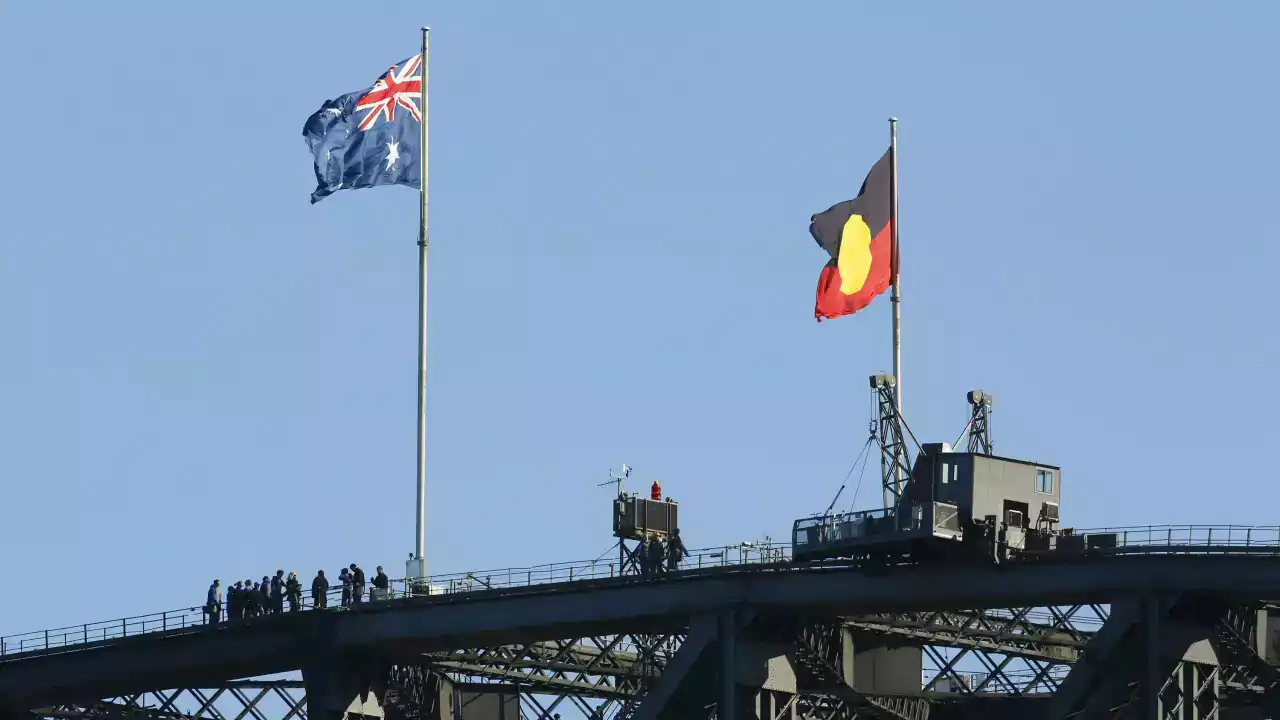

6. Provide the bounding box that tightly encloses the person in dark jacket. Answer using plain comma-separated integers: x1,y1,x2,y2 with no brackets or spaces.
312,570,330,609
227,581,242,621
205,580,222,625
666,529,689,571
350,564,366,605
285,572,302,612
260,576,272,613
271,570,285,614
243,579,253,618
372,566,390,601
339,567,352,608
647,534,666,575
247,582,264,617
637,536,652,575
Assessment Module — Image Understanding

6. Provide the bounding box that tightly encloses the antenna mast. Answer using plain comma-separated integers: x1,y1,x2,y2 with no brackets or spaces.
871,373,911,509
966,391,994,454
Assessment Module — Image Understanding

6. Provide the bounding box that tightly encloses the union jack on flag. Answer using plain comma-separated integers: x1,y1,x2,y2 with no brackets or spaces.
302,52,425,203
355,54,423,131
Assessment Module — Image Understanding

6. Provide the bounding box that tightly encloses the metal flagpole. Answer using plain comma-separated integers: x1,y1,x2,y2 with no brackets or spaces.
410,26,430,582
889,118,901,414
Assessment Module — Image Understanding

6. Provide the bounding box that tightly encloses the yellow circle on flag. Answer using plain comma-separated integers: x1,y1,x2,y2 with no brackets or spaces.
837,214,873,295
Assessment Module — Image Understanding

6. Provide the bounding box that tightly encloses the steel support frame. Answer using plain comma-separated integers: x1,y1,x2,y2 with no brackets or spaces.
873,379,911,509
1044,595,1278,720
965,394,992,455
38,607,1091,720
41,600,1279,720
36,683,309,720
792,620,930,720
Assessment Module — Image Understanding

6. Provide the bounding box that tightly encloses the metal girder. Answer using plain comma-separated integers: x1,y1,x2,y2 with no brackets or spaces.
33,683,308,720
37,607,1095,720
428,633,682,707
25,596,1279,718
624,616,720,720
792,621,931,720
1157,662,1221,720
419,606,1097,702
1043,597,1280,720
850,605,1100,665
11,554,1280,706
1210,602,1280,706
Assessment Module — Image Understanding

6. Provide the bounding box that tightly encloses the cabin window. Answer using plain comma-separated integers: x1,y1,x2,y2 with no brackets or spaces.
1035,469,1054,494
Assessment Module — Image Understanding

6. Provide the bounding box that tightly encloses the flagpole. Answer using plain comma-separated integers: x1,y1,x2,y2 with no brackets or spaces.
889,118,901,415
410,26,431,582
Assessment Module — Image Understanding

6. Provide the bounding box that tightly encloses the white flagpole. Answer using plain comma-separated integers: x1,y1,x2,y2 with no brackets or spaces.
410,27,430,582
889,118,901,414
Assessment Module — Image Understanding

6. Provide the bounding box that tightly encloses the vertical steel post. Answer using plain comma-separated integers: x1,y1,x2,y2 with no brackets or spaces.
411,26,431,582
720,609,739,720
888,118,901,414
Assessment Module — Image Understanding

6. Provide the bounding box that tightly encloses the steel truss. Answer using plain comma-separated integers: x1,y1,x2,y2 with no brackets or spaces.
36,600,1278,720
34,682,309,720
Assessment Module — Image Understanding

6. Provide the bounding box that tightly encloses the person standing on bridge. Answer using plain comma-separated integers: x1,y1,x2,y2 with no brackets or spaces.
647,533,666,575
312,570,329,609
227,581,242,621
285,571,302,611
372,566,389,601
666,529,689,572
271,570,285,614
350,563,366,606
260,575,272,614
637,535,651,574
247,581,264,617
339,567,352,608
205,579,222,626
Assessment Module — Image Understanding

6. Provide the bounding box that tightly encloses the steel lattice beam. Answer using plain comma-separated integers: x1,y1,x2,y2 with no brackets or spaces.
30,602,1279,720
412,606,1102,704
34,683,308,720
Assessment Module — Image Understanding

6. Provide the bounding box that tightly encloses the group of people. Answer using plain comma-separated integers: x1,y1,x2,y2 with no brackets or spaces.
203,563,393,624
637,528,688,574
201,531,691,623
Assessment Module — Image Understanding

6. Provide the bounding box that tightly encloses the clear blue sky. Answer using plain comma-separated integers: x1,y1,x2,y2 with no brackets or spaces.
2,1,1278,636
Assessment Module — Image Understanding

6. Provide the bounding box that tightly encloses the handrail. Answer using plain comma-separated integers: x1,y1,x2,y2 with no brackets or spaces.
0,542,790,658
1068,524,1280,549
3,525,1280,660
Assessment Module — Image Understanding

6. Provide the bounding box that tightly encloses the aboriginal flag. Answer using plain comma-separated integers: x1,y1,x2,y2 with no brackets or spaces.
810,149,894,321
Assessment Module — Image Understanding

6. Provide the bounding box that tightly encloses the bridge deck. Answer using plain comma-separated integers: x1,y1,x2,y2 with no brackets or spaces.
4,524,1276,661
1,543,1280,706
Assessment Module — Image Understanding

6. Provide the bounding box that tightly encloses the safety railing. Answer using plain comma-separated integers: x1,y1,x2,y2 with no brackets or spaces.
5,526,1277,659
1068,525,1280,552
0,542,790,659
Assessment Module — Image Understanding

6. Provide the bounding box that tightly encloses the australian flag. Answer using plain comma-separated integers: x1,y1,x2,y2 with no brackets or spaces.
303,54,423,204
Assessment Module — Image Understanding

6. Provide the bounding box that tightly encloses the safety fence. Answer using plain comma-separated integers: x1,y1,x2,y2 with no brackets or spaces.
5,526,1278,659
0,542,789,658
1069,524,1280,552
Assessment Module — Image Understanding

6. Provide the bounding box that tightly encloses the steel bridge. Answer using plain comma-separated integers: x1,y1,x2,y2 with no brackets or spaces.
3,527,1280,720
